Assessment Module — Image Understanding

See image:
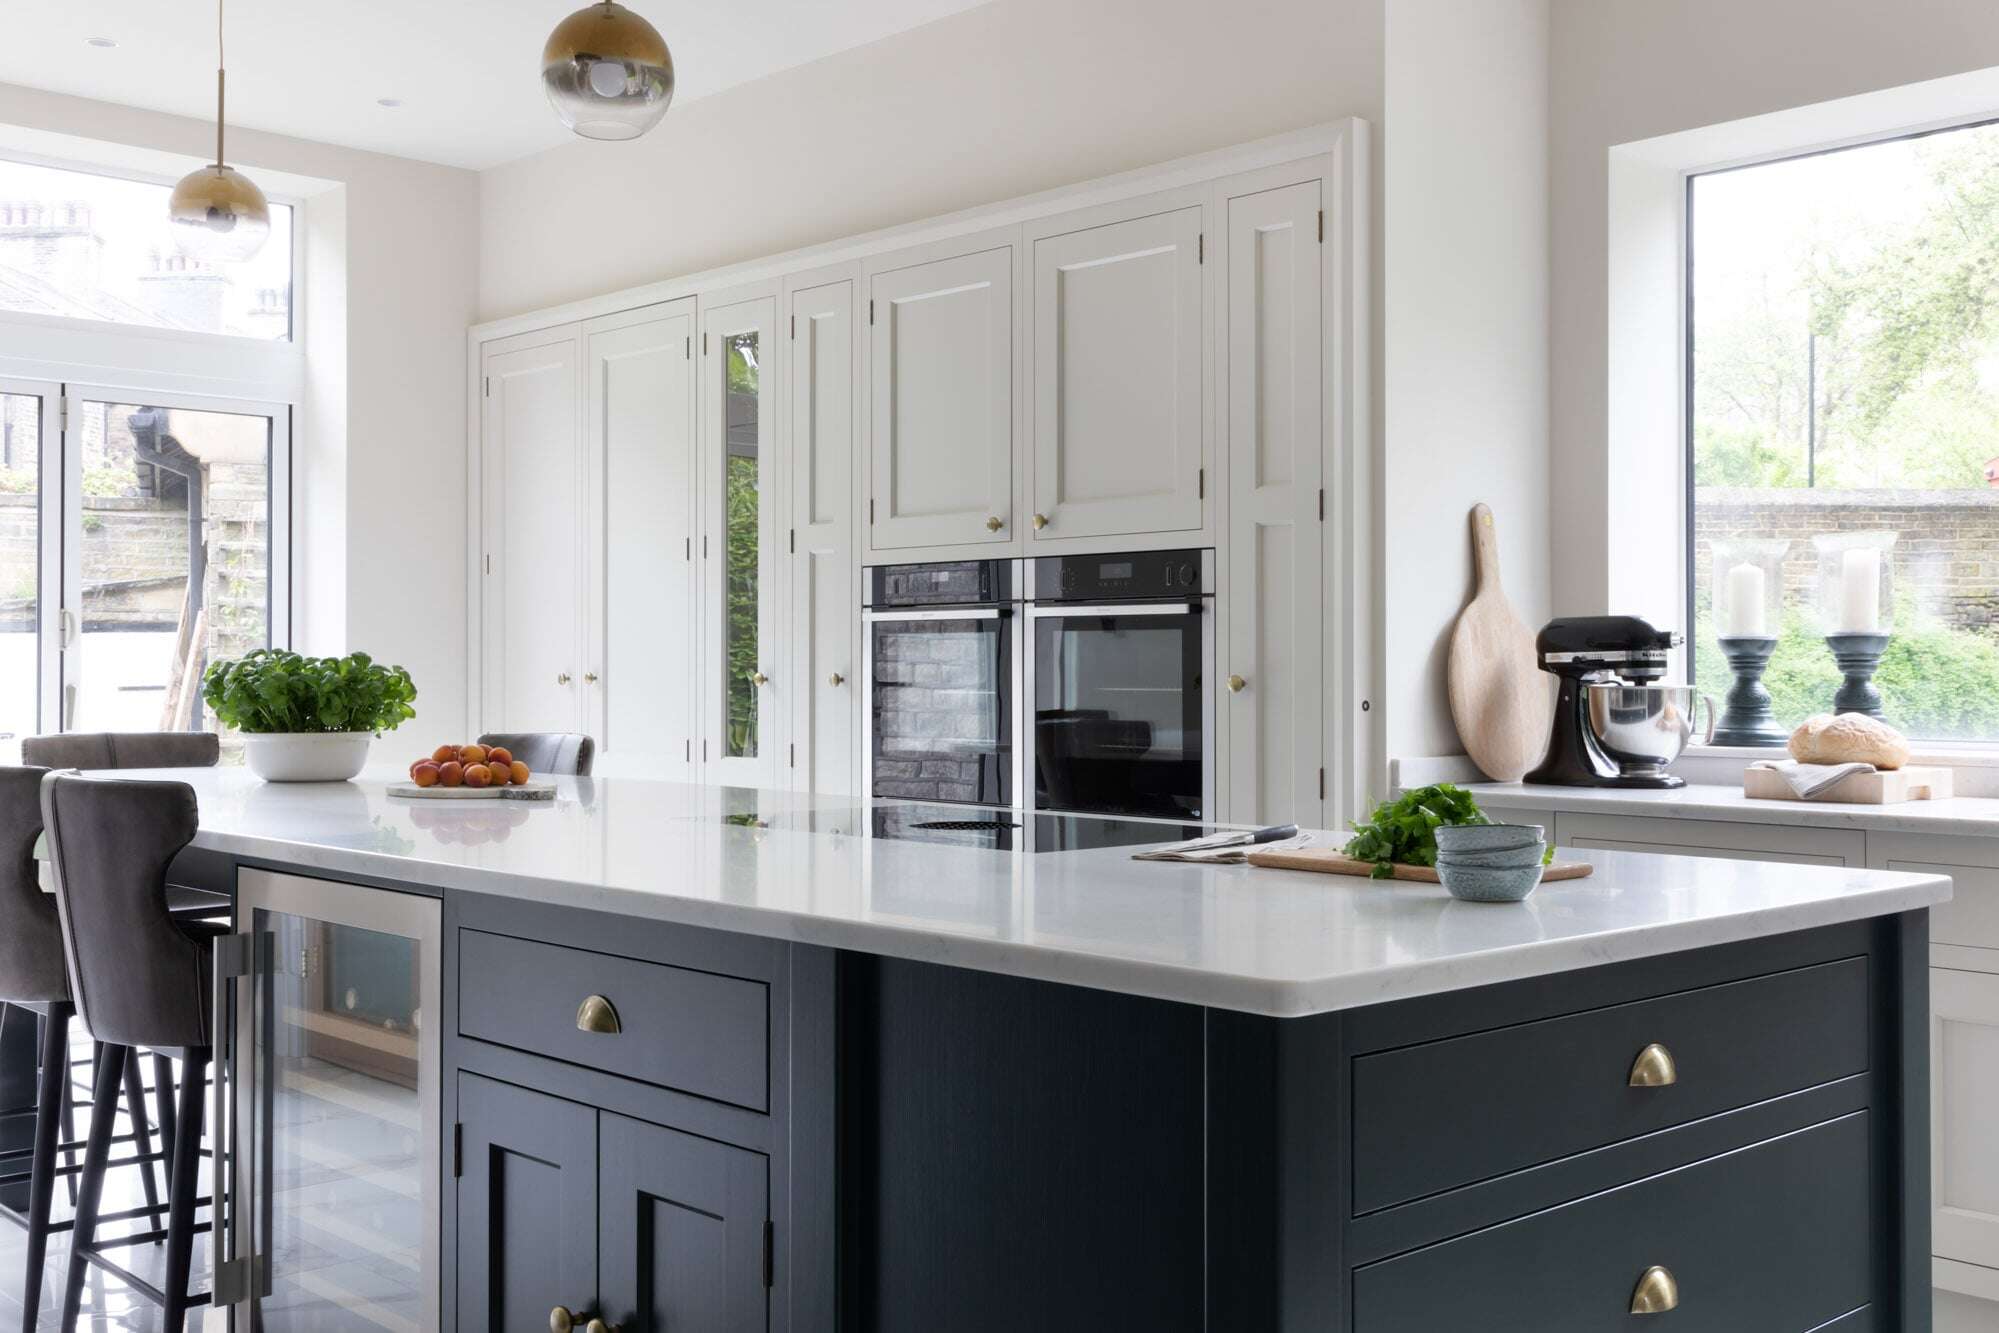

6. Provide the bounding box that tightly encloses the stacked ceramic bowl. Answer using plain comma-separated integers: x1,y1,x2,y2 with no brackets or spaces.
1433,823,1548,903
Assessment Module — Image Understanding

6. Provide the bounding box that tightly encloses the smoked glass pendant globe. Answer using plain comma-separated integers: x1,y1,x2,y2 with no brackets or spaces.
168,162,271,264
542,1,674,141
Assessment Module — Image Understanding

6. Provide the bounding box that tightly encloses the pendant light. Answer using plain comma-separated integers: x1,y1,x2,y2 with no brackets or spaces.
542,2,674,141
168,0,270,264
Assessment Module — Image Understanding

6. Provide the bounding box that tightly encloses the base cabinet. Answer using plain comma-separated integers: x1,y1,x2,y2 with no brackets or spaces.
456,1074,598,1331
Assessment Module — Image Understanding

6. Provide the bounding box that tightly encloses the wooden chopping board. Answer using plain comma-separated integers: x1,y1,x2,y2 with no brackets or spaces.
1742,764,1953,805
1447,503,1553,782
1246,846,1594,882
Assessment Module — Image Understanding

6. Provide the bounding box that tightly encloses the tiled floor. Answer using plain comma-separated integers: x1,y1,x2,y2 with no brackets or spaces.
0,1034,422,1332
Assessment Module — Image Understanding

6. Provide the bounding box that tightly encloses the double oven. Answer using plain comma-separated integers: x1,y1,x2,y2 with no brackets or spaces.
862,549,1214,821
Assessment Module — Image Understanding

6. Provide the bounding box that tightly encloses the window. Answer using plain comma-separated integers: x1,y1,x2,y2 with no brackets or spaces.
723,330,760,759
0,156,292,340
1690,120,1999,743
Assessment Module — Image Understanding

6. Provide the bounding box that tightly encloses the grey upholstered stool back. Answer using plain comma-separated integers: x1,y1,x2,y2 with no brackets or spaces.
22,731,220,771
478,732,595,776
0,764,65,1006
40,772,210,1052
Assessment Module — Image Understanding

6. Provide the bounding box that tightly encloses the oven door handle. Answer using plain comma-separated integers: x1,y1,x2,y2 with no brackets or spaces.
1027,601,1203,618
864,607,1007,623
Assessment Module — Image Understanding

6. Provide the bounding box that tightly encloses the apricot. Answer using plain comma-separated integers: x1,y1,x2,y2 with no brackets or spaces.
408,759,425,780
509,760,530,785
412,761,441,788
463,763,493,788
439,761,464,787
485,746,513,768
432,744,458,765
459,743,488,765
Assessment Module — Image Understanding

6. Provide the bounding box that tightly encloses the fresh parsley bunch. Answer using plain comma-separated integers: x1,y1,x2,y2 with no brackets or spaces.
202,649,418,735
1342,783,1491,879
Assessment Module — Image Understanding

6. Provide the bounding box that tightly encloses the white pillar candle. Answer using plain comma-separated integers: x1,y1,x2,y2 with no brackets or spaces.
1839,546,1880,632
1722,562,1766,637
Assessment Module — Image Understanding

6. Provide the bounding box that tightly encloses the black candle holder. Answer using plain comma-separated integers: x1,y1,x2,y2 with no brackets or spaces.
1825,631,1891,720
1712,635,1787,745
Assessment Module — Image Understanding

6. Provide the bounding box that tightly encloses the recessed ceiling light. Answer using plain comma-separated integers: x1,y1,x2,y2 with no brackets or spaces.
376,97,403,108
84,36,117,48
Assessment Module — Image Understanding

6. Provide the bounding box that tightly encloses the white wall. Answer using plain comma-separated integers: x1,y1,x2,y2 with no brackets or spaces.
1549,0,1999,618
1381,0,1551,764
0,83,479,736
479,0,1383,320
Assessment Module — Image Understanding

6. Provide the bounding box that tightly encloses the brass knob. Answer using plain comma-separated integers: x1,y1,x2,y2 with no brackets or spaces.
1032,513,1049,530
556,672,572,685
550,1308,578,1333
575,995,621,1035
984,515,1004,532
1226,674,1247,694
751,671,769,687
829,672,845,687
1629,1265,1680,1314
583,671,599,684
588,1322,618,1333
1628,1042,1677,1087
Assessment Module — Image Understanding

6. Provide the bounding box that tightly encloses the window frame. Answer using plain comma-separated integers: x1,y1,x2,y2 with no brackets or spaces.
1681,113,1999,754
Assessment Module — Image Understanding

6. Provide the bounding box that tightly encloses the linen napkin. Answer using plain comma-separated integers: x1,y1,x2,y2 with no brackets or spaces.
1748,758,1876,798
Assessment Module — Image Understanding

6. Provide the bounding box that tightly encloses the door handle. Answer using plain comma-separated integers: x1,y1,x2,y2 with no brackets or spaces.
557,672,572,685
1226,674,1247,694
1032,513,1049,530
583,672,598,685
1627,1043,1677,1087
751,671,769,687
829,673,845,687
1629,1265,1680,1314
984,515,1004,532
550,1306,622,1333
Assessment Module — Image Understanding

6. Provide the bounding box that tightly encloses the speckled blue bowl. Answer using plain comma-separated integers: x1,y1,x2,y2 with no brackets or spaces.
1435,842,1547,870
1436,859,1545,903
1435,823,1545,854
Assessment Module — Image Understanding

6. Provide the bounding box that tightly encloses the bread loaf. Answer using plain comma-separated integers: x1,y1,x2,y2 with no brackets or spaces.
1788,713,1910,770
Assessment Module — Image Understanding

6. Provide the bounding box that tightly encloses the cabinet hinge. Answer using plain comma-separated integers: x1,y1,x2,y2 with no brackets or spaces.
684,536,691,560
869,497,875,525
685,738,691,763
483,553,491,575
482,377,490,398
1317,488,1325,521
789,527,796,554
1197,233,1204,264
1317,209,1325,243
684,336,690,360
1198,467,1205,500
703,534,709,558
789,314,795,339
789,742,795,769
703,332,709,356
763,1220,774,1288
868,299,875,326
702,739,708,762
452,1123,462,1178
1319,768,1326,801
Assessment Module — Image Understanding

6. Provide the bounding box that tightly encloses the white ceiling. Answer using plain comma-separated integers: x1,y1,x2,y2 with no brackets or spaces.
0,0,992,171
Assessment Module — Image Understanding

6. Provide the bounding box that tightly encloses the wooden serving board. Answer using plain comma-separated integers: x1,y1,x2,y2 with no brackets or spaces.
1245,846,1593,882
387,781,557,802
1446,504,1553,782
1742,764,1953,805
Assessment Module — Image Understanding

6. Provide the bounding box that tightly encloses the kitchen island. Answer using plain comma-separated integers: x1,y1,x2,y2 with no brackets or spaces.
25,768,1951,1331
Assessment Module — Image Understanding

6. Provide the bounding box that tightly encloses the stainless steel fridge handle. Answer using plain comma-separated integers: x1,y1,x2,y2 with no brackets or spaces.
209,931,264,1313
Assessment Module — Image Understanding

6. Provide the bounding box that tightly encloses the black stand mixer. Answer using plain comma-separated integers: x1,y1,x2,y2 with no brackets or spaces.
1525,615,1687,789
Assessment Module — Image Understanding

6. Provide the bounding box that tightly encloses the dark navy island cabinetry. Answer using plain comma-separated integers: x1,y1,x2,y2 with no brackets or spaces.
442,894,1930,1333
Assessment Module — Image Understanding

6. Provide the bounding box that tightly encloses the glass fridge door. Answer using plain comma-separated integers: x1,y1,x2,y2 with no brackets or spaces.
214,869,441,1330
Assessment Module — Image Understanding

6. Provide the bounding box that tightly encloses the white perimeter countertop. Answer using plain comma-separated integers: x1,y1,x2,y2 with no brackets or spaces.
115,766,1950,1018
1469,780,1999,838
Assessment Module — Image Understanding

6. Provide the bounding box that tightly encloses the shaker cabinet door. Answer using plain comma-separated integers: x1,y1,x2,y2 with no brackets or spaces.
789,275,859,796
1028,202,1205,541
455,1074,599,1333
866,243,1015,551
598,1112,771,1333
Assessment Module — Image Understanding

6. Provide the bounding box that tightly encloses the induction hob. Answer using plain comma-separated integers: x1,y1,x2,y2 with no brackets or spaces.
757,801,1212,853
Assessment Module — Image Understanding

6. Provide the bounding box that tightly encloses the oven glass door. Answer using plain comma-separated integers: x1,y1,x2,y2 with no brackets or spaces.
867,608,1016,806
1031,603,1206,819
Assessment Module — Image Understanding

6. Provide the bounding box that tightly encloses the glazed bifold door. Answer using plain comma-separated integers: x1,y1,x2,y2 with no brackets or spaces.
598,1112,771,1333
456,1074,598,1331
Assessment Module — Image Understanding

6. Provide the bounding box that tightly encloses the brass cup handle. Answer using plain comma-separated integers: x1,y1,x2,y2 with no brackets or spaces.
556,672,572,685
829,672,845,687
751,671,770,687
984,515,1005,532
1628,1042,1678,1087
1032,513,1049,530
1629,1265,1680,1314
575,994,622,1035
1226,674,1247,694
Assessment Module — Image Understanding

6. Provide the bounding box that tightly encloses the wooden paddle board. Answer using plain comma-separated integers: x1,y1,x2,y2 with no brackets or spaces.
1447,503,1553,782
1742,763,1953,804
1245,846,1593,882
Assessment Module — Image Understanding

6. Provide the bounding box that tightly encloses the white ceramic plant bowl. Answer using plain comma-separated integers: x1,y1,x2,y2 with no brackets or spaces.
242,732,374,782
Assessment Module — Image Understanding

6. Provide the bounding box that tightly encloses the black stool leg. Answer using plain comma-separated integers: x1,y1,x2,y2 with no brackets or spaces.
161,1049,208,1331
20,1004,70,1333
119,1053,161,1228
152,1052,177,1192
58,1043,125,1333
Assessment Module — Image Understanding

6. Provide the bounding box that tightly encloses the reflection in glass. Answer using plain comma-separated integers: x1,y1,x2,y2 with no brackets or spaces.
73,401,271,755
0,393,38,763
724,331,759,759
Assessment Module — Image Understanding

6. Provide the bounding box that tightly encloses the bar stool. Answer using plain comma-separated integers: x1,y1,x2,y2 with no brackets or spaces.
41,771,217,1332
477,731,596,776
0,767,169,1332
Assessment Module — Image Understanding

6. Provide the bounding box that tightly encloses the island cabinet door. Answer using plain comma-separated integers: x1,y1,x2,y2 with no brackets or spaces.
456,1074,599,1332
598,1111,771,1333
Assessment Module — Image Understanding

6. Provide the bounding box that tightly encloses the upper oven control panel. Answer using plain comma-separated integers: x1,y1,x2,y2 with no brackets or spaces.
1030,549,1212,602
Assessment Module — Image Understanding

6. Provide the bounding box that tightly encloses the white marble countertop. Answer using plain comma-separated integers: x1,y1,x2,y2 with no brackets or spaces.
1469,780,1999,837
114,766,1950,1018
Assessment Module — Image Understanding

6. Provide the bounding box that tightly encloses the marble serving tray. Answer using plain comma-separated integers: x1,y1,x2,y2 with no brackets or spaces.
386,781,556,801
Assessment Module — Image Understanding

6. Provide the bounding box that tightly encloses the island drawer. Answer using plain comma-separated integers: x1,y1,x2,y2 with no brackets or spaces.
457,929,770,1112
1352,1112,1872,1331
1351,955,1868,1214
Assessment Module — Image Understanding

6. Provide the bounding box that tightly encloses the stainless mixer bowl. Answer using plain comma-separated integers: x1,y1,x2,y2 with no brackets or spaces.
1584,684,1716,776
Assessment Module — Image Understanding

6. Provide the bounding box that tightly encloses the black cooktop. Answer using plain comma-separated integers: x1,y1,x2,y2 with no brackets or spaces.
761,802,1210,853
